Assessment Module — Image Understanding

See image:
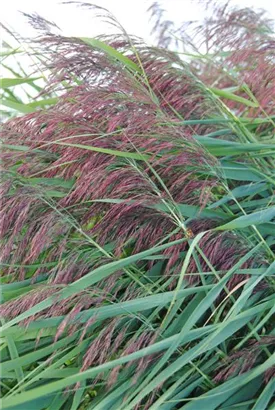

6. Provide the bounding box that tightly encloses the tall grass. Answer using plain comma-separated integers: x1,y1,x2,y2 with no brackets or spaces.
0,2,274,409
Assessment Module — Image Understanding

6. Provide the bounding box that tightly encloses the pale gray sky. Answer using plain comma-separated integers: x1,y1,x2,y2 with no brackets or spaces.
1,0,275,45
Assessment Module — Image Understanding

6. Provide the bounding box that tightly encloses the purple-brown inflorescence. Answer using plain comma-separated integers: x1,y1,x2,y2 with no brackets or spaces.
0,32,223,284
214,336,275,383
150,1,275,119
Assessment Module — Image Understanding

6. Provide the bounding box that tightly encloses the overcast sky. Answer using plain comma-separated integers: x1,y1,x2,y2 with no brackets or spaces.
1,0,275,45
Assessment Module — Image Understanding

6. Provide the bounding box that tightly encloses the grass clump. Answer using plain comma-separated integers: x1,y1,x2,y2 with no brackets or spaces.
0,2,274,409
